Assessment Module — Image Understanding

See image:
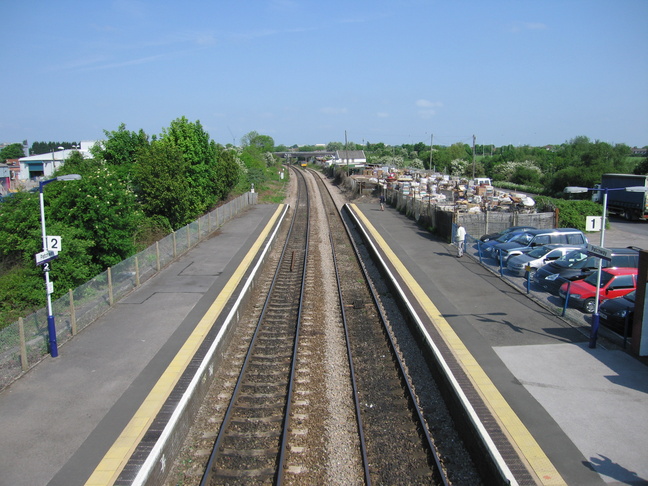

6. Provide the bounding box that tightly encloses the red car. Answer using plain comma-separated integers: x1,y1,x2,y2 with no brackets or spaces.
559,267,637,313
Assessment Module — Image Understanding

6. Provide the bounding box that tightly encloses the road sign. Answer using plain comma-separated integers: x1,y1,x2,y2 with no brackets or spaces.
47,235,61,253
586,243,612,261
35,250,58,266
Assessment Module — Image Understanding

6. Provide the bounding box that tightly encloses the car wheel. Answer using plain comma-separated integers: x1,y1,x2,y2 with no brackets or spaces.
584,298,596,314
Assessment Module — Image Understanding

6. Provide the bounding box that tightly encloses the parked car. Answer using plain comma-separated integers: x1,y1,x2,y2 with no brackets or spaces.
492,228,588,263
534,246,641,294
480,230,533,256
506,244,585,276
479,225,535,242
599,290,636,336
559,268,637,313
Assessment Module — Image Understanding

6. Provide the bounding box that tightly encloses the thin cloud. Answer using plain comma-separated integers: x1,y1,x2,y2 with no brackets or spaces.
510,21,548,33
84,53,167,71
321,107,348,115
416,99,443,118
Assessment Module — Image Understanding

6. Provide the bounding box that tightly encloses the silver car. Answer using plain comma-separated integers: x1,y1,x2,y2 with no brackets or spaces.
506,244,585,276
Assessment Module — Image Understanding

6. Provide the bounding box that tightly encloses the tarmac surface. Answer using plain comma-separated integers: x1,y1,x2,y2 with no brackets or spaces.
0,193,647,486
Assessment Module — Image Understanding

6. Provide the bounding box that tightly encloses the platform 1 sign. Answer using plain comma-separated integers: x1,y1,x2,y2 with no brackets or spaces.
586,243,612,261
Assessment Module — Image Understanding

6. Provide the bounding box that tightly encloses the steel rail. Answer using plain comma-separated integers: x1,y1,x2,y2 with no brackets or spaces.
275,167,310,484
200,166,309,486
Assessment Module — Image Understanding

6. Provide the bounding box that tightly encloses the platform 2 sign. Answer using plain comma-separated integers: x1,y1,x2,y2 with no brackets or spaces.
586,243,612,261
35,250,58,266
35,236,62,266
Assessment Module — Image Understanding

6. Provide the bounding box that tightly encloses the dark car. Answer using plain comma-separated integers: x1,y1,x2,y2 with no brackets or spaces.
534,246,641,294
479,225,535,242
599,290,636,336
480,230,533,257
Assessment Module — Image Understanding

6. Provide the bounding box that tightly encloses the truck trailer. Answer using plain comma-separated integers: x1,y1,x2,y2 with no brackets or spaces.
600,173,648,220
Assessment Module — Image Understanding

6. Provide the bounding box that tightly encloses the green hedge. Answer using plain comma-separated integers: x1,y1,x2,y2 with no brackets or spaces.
535,196,604,231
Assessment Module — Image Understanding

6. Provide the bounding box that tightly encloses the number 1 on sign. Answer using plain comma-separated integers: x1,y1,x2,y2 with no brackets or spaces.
586,216,602,232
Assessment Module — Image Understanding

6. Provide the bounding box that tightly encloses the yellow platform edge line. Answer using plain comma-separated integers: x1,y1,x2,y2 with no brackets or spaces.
85,204,285,486
350,204,566,486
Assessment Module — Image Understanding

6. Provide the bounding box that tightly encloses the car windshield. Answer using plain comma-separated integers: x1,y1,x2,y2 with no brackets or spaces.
624,290,636,302
583,271,615,288
527,246,553,258
495,232,520,243
555,250,588,268
509,232,532,244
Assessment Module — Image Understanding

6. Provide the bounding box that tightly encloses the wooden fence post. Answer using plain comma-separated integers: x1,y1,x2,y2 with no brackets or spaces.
108,267,113,306
69,289,77,336
19,317,28,371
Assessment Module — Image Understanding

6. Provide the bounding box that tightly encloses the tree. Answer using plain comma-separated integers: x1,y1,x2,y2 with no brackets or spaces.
51,162,144,270
30,141,78,155
326,141,344,151
90,124,149,178
0,143,25,162
633,155,648,175
133,141,194,229
160,117,221,214
240,131,275,153
409,158,425,170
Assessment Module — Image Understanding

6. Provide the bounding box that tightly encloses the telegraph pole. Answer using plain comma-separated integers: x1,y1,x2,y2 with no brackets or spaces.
429,134,433,172
472,134,476,179
345,130,349,175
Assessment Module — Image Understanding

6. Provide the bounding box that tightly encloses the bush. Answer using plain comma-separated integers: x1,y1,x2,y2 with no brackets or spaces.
535,196,603,230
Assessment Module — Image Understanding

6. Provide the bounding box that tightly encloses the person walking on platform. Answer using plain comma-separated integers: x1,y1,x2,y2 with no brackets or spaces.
379,194,386,211
455,223,466,257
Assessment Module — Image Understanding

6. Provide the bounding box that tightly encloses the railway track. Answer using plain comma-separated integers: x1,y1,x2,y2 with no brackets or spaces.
311,171,447,485
168,167,477,485
199,169,310,484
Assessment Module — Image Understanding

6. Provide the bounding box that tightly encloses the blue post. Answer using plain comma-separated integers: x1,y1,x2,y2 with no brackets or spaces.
589,313,600,348
478,241,483,263
562,280,572,317
622,312,630,349
47,314,58,358
499,251,504,276
525,271,530,294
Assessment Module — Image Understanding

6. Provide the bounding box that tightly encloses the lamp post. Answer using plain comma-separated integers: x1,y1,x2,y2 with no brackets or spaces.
564,185,647,348
39,174,82,357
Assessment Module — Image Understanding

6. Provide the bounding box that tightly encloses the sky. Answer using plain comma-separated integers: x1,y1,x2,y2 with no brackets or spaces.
1,0,647,149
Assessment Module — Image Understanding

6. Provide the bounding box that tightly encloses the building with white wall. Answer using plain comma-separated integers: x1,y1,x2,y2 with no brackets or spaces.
18,141,96,180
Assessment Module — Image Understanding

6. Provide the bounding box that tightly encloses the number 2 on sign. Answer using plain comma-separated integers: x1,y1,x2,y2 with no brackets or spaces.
47,236,62,253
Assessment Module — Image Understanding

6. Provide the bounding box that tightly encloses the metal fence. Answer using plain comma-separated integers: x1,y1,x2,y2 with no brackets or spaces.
0,192,258,390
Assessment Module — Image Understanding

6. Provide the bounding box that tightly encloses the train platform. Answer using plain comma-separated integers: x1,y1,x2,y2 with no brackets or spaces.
349,202,648,486
0,203,286,486
1,189,647,486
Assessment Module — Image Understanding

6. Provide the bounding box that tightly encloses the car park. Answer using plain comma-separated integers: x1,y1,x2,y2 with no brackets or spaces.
599,290,636,336
534,246,641,294
479,225,535,242
506,244,585,276
492,228,588,263
559,267,637,313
